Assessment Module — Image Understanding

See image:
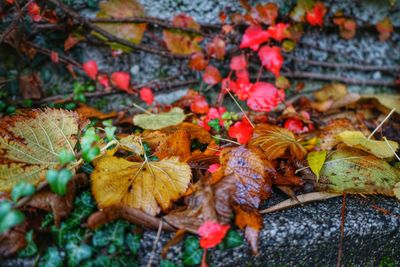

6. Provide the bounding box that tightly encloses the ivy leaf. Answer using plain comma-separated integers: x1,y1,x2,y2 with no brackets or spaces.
92,220,128,248
307,151,327,182
39,247,64,267
250,124,307,160
0,201,25,234
18,230,38,257
125,233,141,255
337,131,399,158
218,230,244,250
258,46,283,77
83,255,111,267
66,242,93,266
11,181,35,202
182,236,203,266
91,156,191,216
133,107,187,130
160,259,180,267
0,109,87,192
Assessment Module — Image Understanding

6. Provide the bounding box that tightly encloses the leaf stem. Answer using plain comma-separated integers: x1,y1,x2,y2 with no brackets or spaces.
212,135,240,145
368,108,396,139
225,89,255,128
383,137,400,161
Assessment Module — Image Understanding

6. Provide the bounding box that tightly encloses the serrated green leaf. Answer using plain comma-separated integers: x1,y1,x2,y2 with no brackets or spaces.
92,220,128,248
11,181,35,202
0,109,86,192
66,242,93,267
307,151,327,182
133,108,187,130
125,233,141,255
316,146,400,195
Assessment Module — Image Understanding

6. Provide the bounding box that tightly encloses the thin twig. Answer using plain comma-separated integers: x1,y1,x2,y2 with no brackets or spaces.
225,89,255,128
213,135,240,145
368,108,396,139
146,220,163,267
383,137,400,161
0,0,34,43
336,194,346,267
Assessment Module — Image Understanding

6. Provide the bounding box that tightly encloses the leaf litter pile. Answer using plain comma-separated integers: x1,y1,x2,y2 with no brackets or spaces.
0,86,399,266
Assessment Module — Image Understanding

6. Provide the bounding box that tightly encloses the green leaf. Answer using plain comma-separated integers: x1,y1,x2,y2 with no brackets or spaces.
59,149,76,165
133,107,187,130
11,181,35,202
81,128,100,152
316,146,400,196
218,230,243,250
66,242,93,267
18,230,38,257
125,233,141,255
337,131,399,159
0,200,25,234
52,223,86,247
64,191,96,228
46,169,72,196
160,259,180,267
82,255,111,267
92,220,128,248
105,126,117,141
182,236,203,266
39,247,64,267
208,119,221,132
307,151,327,182
82,147,100,162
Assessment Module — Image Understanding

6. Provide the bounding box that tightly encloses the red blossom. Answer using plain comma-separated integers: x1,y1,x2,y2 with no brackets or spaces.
240,25,269,51
267,23,289,42
258,46,283,77
198,221,230,249
82,60,98,80
207,163,221,173
140,87,154,105
27,2,41,22
306,2,327,27
247,82,285,112
111,72,132,93
190,95,209,114
203,65,222,85
228,118,253,144
230,55,247,71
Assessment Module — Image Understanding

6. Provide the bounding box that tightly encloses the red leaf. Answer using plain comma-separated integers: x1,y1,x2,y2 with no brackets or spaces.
111,72,132,93
240,25,269,51
306,2,326,27
189,52,208,71
230,54,247,71
139,87,154,105
247,82,285,112
284,119,304,134
258,46,283,77
207,37,226,60
6,0,15,4
267,23,289,42
97,74,110,91
198,221,230,249
64,34,81,51
50,51,59,63
253,3,278,25
203,65,221,85
27,2,41,22
190,96,209,114
228,118,253,144
229,78,252,101
82,60,98,80
235,69,249,81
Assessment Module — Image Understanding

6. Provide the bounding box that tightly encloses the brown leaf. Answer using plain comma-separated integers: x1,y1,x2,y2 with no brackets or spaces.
249,124,307,160
318,118,357,150
154,129,191,161
19,72,43,100
75,104,117,120
0,226,27,257
161,122,212,144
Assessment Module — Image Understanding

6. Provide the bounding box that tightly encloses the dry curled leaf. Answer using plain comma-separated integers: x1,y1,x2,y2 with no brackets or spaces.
318,118,358,150
0,109,87,192
91,156,191,216
249,124,307,161
95,0,147,46
154,129,191,161
75,104,117,120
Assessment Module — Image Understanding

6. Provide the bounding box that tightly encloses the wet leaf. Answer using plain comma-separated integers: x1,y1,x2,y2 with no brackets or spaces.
250,124,307,160
307,151,327,181
163,14,203,55
0,109,87,192
337,131,399,158
315,146,400,196
95,0,147,45
91,156,191,216
133,107,187,130
154,129,192,161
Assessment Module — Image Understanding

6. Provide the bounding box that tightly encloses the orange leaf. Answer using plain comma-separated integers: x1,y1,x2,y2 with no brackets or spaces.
376,18,393,41
154,128,192,161
203,65,221,85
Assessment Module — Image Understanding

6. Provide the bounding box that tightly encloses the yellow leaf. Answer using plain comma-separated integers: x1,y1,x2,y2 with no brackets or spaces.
313,83,347,102
307,151,327,182
119,134,143,156
133,107,187,130
91,156,191,216
0,109,87,191
361,94,400,114
337,131,399,158
393,182,400,200
249,124,307,161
